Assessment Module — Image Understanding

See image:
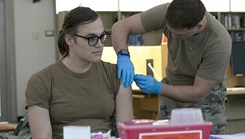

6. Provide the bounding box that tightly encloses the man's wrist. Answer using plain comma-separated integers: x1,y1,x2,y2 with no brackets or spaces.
155,82,162,94
117,53,130,58
117,49,130,57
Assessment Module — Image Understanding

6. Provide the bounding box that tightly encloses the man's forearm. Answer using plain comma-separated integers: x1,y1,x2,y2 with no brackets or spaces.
111,22,129,53
159,83,208,103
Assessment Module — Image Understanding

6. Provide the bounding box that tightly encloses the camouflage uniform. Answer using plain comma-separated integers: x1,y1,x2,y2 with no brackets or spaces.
0,113,31,139
157,78,229,135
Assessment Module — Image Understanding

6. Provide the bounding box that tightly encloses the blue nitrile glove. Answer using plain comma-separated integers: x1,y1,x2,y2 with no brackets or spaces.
134,74,162,94
117,54,135,88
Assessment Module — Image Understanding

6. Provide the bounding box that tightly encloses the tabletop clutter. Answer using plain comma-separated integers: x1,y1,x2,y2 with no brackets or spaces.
64,108,213,139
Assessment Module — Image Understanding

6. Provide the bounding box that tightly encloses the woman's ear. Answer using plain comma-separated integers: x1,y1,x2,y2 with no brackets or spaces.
65,34,74,46
197,23,203,29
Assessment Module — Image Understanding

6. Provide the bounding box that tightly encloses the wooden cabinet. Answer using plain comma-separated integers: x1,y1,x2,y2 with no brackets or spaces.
132,93,159,119
102,46,165,79
225,94,245,134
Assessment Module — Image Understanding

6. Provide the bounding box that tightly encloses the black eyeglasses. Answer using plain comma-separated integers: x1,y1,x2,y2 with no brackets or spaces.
73,32,110,46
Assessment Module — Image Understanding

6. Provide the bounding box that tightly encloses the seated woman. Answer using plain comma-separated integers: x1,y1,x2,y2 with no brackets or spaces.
25,6,134,139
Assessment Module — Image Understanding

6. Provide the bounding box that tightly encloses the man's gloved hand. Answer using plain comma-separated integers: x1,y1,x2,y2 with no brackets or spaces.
117,54,135,88
134,74,162,94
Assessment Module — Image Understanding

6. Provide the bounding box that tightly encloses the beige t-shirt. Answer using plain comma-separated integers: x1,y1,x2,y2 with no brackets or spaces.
140,3,232,85
25,60,120,138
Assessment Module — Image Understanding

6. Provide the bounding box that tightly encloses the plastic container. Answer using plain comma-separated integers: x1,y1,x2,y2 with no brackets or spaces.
117,108,212,139
170,108,204,124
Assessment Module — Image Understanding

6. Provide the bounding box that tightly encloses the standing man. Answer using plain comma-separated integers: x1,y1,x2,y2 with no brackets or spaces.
111,0,231,134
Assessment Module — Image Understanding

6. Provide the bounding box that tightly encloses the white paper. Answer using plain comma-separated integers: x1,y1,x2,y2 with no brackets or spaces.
211,133,245,139
63,126,90,139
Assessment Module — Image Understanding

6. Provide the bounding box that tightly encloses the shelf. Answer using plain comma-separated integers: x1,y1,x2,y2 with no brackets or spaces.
227,28,245,31
98,11,163,46
210,12,245,42
97,12,118,30
227,88,245,95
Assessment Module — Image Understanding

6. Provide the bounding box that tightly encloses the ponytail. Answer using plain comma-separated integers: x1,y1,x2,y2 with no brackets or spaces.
57,30,69,58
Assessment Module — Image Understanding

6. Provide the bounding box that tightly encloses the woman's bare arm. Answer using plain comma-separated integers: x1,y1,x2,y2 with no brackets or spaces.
27,105,52,139
115,83,134,123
